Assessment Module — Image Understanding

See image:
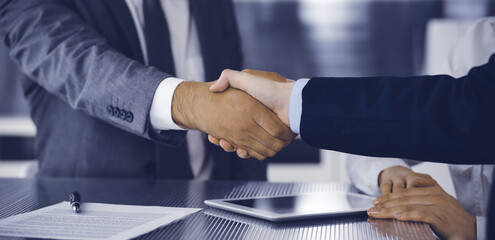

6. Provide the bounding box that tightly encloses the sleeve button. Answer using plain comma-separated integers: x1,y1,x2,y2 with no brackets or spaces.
119,109,126,120
107,106,114,116
113,107,120,118
126,112,134,123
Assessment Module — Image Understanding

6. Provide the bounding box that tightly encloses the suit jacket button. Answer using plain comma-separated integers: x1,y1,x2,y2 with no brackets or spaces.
119,109,126,120
113,107,120,118
107,106,114,116
126,112,134,123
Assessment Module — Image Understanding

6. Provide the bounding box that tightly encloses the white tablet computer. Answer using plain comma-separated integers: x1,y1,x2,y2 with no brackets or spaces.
204,192,375,222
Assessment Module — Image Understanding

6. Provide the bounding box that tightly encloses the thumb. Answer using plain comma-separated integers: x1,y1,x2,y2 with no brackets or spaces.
209,69,238,92
242,69,287,83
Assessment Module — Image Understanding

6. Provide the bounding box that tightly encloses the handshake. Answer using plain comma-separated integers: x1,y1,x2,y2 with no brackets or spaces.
171,69,296,160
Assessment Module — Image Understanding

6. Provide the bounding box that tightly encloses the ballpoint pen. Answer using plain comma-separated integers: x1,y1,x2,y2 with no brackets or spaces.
69,191,81,213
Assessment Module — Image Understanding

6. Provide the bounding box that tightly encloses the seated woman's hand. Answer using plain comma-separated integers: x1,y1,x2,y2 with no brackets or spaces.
378,166,439,195
370,169,477,240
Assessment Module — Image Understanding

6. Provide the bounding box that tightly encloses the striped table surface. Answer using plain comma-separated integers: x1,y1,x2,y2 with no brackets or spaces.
0,178,435,240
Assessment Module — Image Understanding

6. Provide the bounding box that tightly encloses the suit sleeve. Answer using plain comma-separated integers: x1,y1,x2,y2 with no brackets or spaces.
0,0,186,145
300,54,495,164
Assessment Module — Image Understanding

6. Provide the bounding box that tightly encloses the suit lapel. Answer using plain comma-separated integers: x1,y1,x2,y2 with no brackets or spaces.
103,0,145,64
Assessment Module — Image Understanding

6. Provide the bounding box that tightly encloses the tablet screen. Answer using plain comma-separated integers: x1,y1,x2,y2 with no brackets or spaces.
224,192,374,215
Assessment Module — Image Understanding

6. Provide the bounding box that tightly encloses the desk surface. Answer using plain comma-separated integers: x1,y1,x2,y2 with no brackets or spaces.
0,178,435,240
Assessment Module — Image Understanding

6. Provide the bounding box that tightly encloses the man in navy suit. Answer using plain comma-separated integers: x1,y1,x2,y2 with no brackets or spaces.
207,57,495,238
0,0,294,180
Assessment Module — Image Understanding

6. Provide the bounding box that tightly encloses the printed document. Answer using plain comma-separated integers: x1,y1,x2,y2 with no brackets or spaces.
0,201,201,240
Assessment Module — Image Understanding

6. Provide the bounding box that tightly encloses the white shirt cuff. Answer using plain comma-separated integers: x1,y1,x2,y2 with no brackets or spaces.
476,216,486,240
347,155,409,196
289,78,310,134
150,77,186,130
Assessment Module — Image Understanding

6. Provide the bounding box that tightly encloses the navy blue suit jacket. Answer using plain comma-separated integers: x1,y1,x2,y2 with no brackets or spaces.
301,55,495,165
300,54,495,238
0,0,267,180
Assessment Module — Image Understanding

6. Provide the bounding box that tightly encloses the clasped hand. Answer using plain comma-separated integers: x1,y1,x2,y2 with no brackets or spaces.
207,69,296,159
171,69,295,160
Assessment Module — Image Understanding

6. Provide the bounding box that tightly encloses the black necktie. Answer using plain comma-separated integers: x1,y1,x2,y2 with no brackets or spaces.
143,0,175,75
143,0,193,179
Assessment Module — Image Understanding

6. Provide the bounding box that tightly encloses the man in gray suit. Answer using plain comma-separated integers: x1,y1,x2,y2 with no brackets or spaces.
0,0,293,179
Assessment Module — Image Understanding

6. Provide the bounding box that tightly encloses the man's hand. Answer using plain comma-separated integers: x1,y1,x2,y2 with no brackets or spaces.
368,186,476,240
208,69,295,158
378,166,438,195
241,69,290,83
171,81,294,160
209,69,294,126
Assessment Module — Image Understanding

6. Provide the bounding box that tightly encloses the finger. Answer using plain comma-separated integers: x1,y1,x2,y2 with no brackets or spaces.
251,121,289,153
208,135,220,146
406,176,438,188
415,172,434,179
242,69,287,83
254,111,295,142
368,204,434,220
210,69,236,92
374,187,440,204
219,139,236,152
236,148,249,159
375,195,441,209
244,148,267,161
212,70,277,109
241,135,277,158
392,178,406,193
235,143,266,160
395,210,442,226
210,69,255,93
379,180,393,195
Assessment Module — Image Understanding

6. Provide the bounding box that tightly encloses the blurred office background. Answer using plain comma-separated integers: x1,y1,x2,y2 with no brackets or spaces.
0,0,493,194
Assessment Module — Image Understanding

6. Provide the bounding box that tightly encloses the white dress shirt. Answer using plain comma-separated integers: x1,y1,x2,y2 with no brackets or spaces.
126,0,212,179
340,17,495,240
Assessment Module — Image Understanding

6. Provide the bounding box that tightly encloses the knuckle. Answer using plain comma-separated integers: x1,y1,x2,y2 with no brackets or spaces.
221,69,231,76
272,141,285,152
261,149,272,158
267,150,277,158
381,181,392,187
401,188,410,194
405,172,415,178
269,126,284,138
422,173,433,179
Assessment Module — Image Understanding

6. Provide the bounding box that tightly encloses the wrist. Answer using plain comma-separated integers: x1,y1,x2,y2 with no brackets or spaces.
469,215,477,240
274,82,294,127
171,81,211,130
